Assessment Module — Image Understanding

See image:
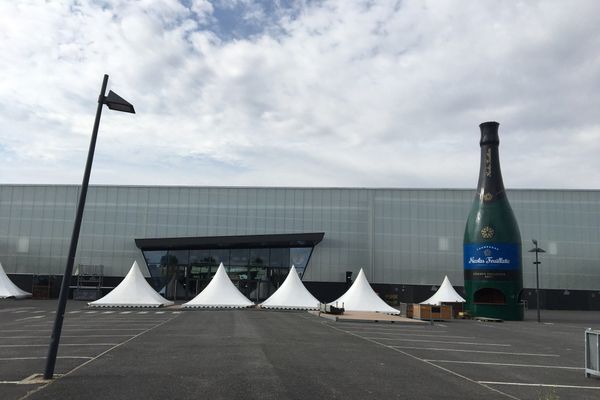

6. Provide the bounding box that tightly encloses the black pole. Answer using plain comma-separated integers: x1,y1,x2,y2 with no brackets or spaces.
535,250,540,323
44,74,109,380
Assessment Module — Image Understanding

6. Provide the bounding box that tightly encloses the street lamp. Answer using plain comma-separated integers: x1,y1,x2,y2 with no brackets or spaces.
528,239,546,323
44,74,135,380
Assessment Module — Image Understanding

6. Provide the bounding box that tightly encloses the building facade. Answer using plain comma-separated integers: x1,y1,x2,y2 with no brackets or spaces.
1,185,599,308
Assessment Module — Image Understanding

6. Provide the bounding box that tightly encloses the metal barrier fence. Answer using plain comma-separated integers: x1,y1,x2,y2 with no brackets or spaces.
585,328,600,378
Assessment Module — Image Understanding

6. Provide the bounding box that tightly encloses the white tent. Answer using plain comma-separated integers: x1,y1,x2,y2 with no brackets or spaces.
183,263,254,309
259,265,320,310
89,261,173,308
420,275,466,305
0,262,31,299
328,268,399,314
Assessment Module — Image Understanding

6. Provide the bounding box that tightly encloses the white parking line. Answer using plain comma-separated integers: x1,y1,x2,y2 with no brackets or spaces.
15,316,45,322
59,328,158,331
74,321,173,324
388,346,559,356
425,360,583,370
367,338,511,347
0,356,93,361
0,334,134,339
0,336,48,339
342,330,458,337
48,317,179,381
333,323,426,329
323,323,521,400
342,327,443,332
84,311,98,314
0,328,145,332
479,381,600,390
0,343,119,347
68,311,81,314
102,311,115,314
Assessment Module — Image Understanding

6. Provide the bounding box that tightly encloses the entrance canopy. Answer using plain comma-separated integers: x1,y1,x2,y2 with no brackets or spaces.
135,232,325,302
135,232,324,251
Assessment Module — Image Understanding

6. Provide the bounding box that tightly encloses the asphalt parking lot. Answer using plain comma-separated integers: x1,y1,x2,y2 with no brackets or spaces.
1,300,600,400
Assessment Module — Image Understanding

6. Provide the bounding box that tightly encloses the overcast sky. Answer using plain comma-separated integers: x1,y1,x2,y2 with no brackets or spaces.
1,0,599,189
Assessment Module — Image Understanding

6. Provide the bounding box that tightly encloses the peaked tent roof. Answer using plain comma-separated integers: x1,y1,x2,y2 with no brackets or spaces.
0,262,31,299
328,268,399,314
89,261,173,308
183,263,254,308
420,275,466,305
259,266,320,310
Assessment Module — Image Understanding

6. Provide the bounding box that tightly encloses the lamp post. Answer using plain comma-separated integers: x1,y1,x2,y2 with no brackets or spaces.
44,74,135,380
528,239,546,323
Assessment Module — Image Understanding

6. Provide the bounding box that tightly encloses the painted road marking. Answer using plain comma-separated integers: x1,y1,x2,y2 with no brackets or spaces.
15,316,45,322
367,338,511,346
0,307,35,313
0,334,134,339
324,322,521,400
388,346,559,356
0,343,119,347
342,330,459,337
479,381,600,390
425,360,582,370
58,327,164,331
0,356,93,361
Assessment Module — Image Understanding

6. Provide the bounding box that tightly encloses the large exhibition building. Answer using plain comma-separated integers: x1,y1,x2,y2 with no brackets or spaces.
1,184,599,309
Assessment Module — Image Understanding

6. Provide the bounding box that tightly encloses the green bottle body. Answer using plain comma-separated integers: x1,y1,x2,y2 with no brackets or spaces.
463,122,523,320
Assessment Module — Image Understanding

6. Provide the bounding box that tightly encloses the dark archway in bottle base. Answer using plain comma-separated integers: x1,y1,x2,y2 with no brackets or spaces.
474,287,506,304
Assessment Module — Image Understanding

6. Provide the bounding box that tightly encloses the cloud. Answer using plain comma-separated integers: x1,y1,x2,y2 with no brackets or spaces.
0,0,599,189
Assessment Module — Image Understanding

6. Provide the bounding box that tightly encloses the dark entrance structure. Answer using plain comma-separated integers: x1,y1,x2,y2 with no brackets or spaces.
135,233,324,302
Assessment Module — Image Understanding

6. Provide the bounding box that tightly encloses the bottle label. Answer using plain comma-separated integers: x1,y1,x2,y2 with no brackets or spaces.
464,243,521,280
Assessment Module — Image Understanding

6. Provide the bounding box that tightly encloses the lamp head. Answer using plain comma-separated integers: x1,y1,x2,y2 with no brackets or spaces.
104,90,135,114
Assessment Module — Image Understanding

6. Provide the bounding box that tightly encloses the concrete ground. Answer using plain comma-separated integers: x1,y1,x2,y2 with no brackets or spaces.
1,299,599,400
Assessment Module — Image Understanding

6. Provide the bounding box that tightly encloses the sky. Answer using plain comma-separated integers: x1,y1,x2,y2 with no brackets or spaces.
1,0,599,189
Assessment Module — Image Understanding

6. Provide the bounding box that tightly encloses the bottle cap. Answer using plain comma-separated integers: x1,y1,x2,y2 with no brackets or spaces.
479,121,500,146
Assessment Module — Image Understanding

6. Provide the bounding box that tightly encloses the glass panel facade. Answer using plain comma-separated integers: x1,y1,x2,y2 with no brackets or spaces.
290,247,313,277
2,185,600,295
140,246,312,301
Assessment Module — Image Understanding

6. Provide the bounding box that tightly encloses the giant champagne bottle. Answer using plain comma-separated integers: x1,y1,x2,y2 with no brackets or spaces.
463,121,523,320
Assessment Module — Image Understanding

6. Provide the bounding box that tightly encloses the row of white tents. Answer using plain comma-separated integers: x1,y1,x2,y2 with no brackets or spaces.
2,260,465,312
87,261,464,312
